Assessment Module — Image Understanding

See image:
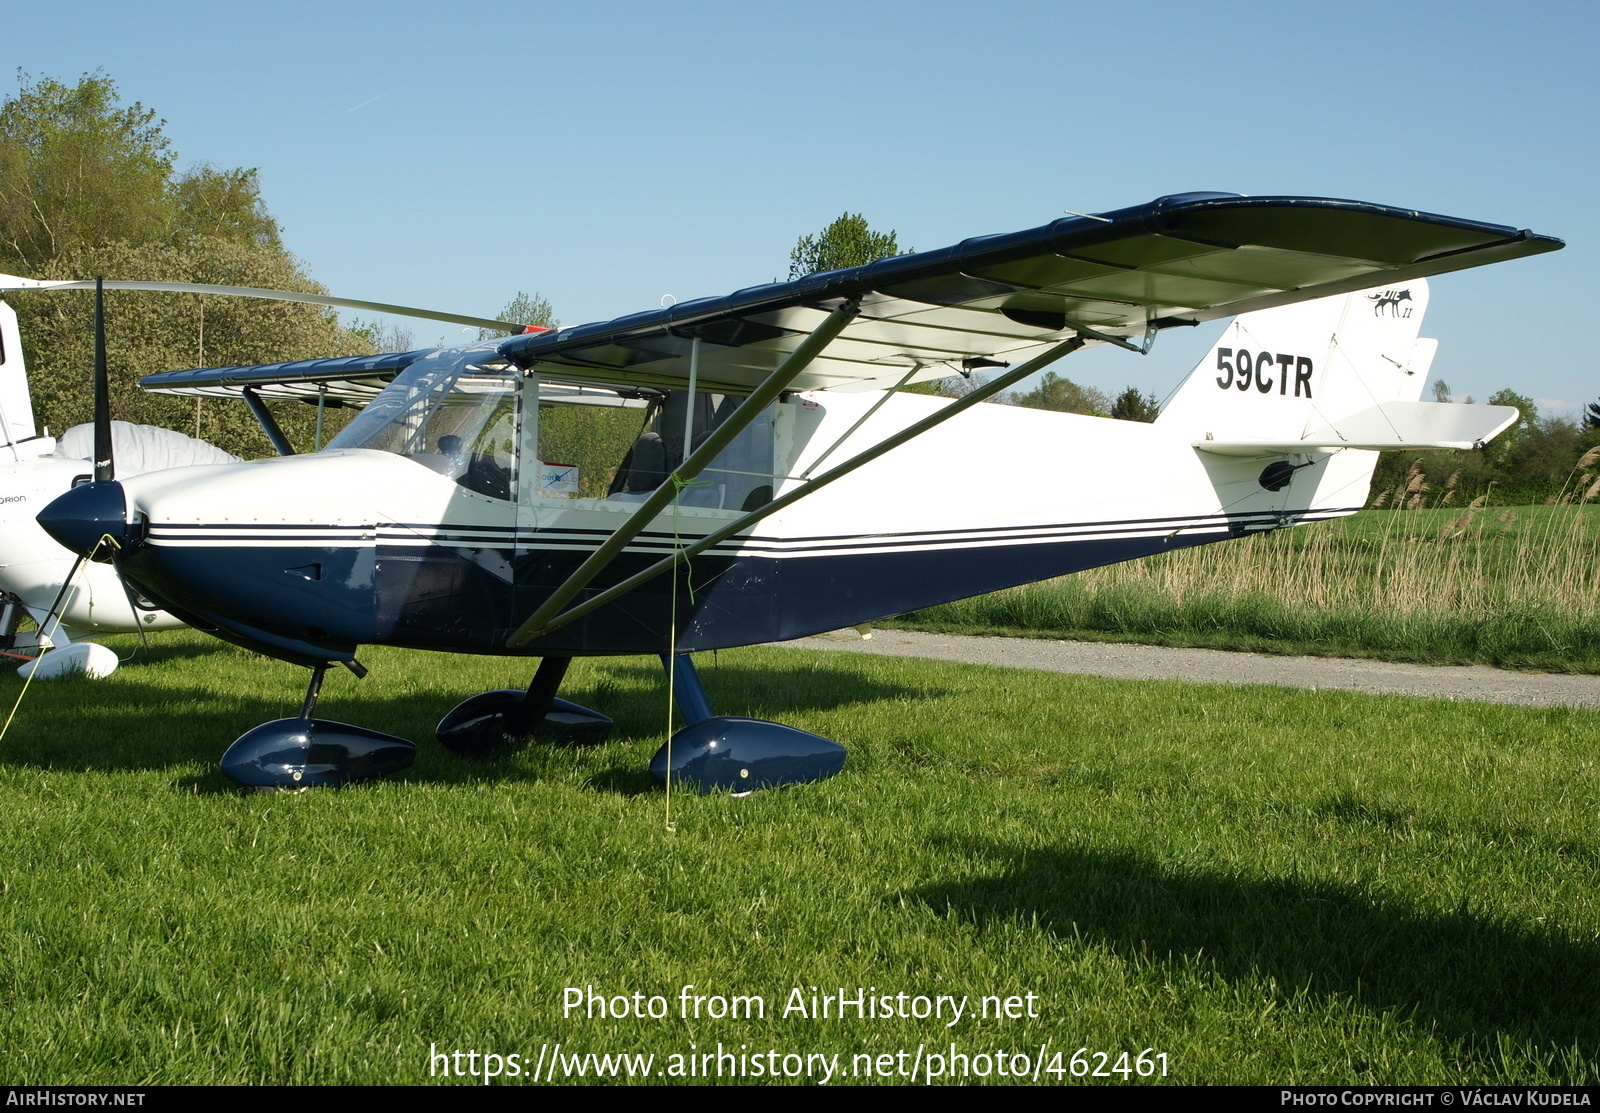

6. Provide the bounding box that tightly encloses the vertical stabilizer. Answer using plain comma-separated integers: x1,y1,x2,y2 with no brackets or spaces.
1156,279,1433,444
0,302,38,451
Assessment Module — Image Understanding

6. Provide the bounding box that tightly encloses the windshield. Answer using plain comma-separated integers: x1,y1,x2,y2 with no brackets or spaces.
326,344,520,500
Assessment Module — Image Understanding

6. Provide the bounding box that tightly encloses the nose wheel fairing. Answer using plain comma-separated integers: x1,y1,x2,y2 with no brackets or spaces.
220,718,416,790
218,663,416,790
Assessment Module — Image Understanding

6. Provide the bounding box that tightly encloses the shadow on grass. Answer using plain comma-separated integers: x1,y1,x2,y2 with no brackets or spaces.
600,662,939,717
0,660,926,794
1312,790,1600,873
909,839,1599,1074
91,638,244,668
583,766,661,796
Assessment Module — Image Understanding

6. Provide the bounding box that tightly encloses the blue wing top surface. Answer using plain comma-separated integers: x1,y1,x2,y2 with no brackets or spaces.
140,193,1561,401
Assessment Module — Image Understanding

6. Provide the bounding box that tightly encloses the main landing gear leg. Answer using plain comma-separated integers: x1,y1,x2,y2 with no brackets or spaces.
435,656,613,758
219,662,416,790
648,653,846,795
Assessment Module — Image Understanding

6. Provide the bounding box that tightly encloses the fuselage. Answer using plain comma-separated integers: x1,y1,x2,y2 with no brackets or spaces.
43,375,1365,667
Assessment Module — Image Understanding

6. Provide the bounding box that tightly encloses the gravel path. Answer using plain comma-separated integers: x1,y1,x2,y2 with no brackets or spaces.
776,629,1600,709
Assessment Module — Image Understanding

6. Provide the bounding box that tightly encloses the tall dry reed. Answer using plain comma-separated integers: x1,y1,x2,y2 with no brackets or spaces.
899,455,1600,668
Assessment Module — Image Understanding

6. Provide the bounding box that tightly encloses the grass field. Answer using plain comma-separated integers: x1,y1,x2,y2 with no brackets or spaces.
1,632,1597,1085
894,504,1600,672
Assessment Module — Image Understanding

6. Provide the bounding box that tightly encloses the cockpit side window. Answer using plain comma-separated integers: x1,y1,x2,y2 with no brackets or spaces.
535,389,655,499
337,355,784,511
601,389,777,512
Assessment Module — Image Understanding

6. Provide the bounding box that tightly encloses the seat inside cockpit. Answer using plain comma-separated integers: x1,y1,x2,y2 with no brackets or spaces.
542,385,776,512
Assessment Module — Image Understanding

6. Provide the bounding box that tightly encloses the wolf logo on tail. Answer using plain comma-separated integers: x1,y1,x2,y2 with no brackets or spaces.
1367,288,1414,317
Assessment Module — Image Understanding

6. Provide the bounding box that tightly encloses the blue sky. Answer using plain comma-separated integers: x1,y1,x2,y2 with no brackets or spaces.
9,1,1596,416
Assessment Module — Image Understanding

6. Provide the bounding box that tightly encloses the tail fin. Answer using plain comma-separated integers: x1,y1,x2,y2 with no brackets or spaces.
0,301,39,452
1156,278,1515,454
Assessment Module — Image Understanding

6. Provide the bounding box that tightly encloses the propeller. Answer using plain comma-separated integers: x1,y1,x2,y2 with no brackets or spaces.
93,277,113,484
22,282,141,677
0,273,523,336
88,288,153,647
35,278,130,563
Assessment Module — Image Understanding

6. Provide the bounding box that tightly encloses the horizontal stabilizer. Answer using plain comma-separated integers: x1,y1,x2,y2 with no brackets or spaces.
1195,402,1519,456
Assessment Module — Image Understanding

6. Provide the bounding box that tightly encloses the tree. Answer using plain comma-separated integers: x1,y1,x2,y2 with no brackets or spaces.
0,72,374,458
1431,378,1452,403
898,371,1020,402
0,73,176,270
477,291,558,340
1487,388,1538,429
0,74,292,267
348,317,416,354
1110,386,1160,422
1584,399,1599,433
789,212,905,279
169,164,282,249
1012,370,1109,416
1481,388,1538,473
1507,415,1585,493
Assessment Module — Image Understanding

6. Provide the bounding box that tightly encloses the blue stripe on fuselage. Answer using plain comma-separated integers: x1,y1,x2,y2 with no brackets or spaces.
118,517,1292,660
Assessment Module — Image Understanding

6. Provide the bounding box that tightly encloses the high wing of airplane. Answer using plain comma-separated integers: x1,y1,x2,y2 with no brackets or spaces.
35,192,1561,792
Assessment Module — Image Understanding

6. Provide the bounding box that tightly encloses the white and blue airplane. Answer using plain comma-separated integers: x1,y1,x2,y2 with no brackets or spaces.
34,192,1560,791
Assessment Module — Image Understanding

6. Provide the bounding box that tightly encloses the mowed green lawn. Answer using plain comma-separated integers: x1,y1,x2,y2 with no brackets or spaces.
1,632,1596,1085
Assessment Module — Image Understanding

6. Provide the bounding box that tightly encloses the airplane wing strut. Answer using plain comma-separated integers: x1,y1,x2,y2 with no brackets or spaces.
508,298,864,644
508,331,1090,644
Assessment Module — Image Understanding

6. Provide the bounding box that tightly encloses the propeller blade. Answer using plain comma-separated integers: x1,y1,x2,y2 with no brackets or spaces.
93,277,112,484
0,273,521,335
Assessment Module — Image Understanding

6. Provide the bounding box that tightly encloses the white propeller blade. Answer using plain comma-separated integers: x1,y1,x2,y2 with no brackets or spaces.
0,273,521,335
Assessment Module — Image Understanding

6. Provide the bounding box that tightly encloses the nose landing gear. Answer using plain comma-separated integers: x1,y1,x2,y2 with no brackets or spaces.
219,663,416,790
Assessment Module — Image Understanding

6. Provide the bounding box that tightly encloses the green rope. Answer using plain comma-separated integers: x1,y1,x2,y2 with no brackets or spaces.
666,471,713,606
662,470,715,832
